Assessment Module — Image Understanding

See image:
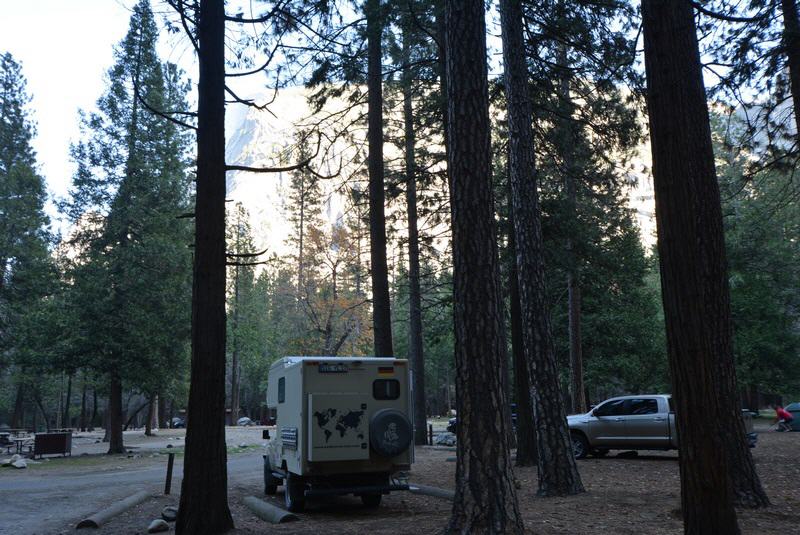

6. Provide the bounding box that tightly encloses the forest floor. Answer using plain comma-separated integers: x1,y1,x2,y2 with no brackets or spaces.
35,423,799,535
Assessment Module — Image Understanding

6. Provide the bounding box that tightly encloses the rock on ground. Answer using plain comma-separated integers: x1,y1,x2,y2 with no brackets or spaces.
148,518,170,533
12,459,27,469
161,506,178,522
434,432,456,446
2,453,22,466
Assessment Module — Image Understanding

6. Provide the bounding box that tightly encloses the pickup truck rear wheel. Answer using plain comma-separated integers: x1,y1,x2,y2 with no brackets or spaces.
571,432,589,460
284,473,306,512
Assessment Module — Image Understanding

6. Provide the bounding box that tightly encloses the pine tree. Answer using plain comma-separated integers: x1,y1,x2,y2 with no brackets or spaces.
174,0,234,530
227,203,258,425
500,0,584,497
444,1,524,533
0,52,54,413
64,0,193,455
642,1,750,531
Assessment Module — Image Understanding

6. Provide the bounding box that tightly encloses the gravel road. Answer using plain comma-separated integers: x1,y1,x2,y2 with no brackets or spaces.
0,451,263,535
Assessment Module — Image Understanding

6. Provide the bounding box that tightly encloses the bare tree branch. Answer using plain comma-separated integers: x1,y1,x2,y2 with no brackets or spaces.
226,248,269,258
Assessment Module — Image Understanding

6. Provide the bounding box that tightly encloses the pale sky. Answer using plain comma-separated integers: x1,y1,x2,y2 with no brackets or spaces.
0,0,210,228
0,0,293,230
1,1,134,202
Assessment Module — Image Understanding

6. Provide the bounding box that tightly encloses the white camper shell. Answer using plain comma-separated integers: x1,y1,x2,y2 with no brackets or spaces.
263,357,414,512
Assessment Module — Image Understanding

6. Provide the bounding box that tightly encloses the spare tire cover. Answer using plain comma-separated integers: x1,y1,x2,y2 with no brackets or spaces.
369,408,412,457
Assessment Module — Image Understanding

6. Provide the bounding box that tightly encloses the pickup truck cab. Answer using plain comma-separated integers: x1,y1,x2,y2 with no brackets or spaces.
567,394,757,459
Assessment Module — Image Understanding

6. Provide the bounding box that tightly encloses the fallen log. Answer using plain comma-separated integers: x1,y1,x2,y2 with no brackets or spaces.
76,490,150,528
408,483,455,500
243,496,299,523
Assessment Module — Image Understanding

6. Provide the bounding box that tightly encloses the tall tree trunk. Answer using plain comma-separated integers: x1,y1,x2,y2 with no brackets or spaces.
158,392,166,428
435,0,451,176
107,374,124,454
553,41,586,416
91,388,99,430
643,2,756,532
443,2,524,533
297,180,305,298
366,0,393,357
500,0,585,497
781,0,800,137
176,0,234,532
103,408,110,442
34,392,50,432
566,275,584,413
124,400,149,431
63,373,73,428
80,376,87,432
402,15,427,447
57,374,64,429
145,394,155,436
152,395,159,430
11,382,24,429
508,212,537,467
231,226,241,426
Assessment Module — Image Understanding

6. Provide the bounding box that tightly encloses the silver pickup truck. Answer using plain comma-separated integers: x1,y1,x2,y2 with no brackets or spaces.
567,394,757,459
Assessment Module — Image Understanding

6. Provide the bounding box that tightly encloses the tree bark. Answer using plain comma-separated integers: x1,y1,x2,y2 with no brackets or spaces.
80,376,87,432
11,382,24,429
500,0,585,497
643,1,758,532
145,394,155,436
107,374,124,454
34,392,50,432
158,392,166,428
553,41,586,416
402,15,427,447
443,2,524,533
366,0,393,357
508,212,537,467
782,0,800,137
63,373,73,428
124,399,150,430
176,0,234,532
231,226,241,426
435,0,451,178
91,389,99,430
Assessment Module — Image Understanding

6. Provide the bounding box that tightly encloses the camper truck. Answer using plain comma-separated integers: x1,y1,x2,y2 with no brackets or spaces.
263,357,414,512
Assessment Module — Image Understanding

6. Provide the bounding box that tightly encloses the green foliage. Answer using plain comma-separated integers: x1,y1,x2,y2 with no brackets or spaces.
714,111,800,399
393,258,455,415
63,0,193,400
0,52,59,423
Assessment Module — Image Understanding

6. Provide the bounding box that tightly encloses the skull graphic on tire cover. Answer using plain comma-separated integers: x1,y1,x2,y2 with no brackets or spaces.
369,408,412,457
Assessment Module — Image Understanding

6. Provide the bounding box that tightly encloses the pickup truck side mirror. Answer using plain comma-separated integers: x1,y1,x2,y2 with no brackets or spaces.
262,429,270,440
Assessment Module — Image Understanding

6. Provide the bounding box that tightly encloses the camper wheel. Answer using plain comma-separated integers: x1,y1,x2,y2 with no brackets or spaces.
361,493,382,508
284,473,306,513
263,456,278,495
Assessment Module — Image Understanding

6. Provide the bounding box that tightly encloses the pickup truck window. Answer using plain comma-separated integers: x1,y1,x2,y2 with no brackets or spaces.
628,398,658,415
594,399,626,416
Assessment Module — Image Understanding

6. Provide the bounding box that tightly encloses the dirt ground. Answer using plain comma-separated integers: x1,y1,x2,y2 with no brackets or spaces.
54,429,800,535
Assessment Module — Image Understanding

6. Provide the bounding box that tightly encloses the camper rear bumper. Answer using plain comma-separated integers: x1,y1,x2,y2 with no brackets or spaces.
305,483,409,498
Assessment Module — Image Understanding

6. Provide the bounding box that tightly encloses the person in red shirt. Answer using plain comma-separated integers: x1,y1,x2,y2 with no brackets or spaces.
773,405,794,432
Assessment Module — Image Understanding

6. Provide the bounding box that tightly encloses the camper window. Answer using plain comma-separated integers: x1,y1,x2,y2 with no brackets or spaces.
278,377,285,403
373,379,400,400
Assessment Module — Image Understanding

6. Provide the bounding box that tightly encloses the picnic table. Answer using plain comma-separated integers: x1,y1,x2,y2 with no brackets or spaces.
11,435,33,455
0,432,11,454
